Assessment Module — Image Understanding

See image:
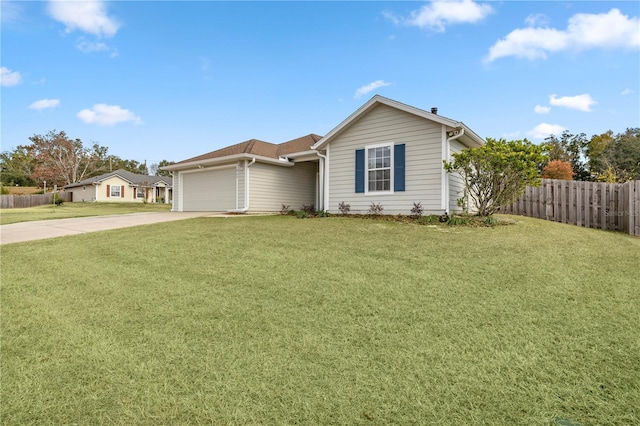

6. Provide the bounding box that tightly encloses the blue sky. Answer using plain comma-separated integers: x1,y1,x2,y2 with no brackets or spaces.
2,1,639,166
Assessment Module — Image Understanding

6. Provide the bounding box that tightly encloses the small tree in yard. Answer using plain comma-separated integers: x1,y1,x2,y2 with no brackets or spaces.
543,160,574,180
444,138,546,216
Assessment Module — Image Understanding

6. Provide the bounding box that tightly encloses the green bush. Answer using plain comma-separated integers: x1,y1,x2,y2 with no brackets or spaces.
447,216,469,226
418,214,440,225
53,193,64,206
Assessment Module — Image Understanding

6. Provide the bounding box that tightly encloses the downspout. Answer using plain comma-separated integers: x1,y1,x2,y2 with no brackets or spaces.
229,157,256,213
316,151,327,211
444,128,465,214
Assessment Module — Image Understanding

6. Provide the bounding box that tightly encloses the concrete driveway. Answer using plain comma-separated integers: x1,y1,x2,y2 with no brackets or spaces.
0,212,215,245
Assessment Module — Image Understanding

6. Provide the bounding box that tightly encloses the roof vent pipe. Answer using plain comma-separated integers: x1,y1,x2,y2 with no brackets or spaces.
431,107,438,115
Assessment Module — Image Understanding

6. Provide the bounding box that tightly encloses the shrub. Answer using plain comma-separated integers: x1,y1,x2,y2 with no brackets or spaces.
53,193,64,206
296,211,310,219
483,215,498,226
338,202,351,215
444,138,546,216
0,185,9,195
419,214,440,224
301,204,315,214
317,210,330,218
280,204,291,215
368,202,384,215
410,202,424,218
447,216,469,226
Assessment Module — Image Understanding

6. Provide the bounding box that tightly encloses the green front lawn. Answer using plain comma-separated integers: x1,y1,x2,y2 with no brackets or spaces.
0,202,171,225
1,216,638,425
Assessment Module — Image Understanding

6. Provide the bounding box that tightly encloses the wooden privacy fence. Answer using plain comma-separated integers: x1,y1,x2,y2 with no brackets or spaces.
0,192,70,209
502,179,640,237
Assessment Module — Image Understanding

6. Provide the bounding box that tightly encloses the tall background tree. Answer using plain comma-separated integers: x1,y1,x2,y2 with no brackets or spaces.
27,130,108,187
149,160,175,177
0,146,38,186
542,131,589,181
588,128,640,182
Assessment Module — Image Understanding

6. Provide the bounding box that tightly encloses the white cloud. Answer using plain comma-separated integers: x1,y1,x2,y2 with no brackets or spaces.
534,105,550,114
529,123,566,139
621,88,633,95
486,8,640,62
1,1,23,24
29,98,60,110
77,104,142,126
75,39,118,57
386,0,493,32
0,67,22,87
525,13,549,27
48,0,120,38
354,80,392,98
549,93,596,112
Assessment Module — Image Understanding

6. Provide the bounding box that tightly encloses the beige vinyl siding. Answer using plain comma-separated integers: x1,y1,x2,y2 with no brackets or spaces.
449,139,466,212
101,176,134,202
66,185,97,202
327,104,445,215
249,162,317,211
172,172,181,211
236,162,246,210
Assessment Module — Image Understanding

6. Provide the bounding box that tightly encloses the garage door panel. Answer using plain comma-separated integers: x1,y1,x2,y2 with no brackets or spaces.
182,168,236,211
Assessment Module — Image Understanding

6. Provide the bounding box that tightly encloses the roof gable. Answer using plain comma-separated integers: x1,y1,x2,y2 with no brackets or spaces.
311,95,484,150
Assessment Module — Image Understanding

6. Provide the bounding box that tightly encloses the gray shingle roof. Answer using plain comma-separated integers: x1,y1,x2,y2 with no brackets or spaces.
173,134,322,166
63,169,172,189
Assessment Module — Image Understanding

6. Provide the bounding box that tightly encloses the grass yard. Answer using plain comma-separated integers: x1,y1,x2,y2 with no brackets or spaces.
1,215,638,425
0,202,171,225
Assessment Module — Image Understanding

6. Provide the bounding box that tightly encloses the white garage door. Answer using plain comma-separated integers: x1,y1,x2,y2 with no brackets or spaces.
182,168,236,211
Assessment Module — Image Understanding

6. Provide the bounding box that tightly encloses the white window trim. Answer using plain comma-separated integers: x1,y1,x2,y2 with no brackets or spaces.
110,185,121,197
364,142,394,195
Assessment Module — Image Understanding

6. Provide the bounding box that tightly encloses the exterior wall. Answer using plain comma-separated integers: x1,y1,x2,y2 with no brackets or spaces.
448,139,466,213
100,176,136,202
249,161,317,211
66,184,97,202
172,172,181,211
326,104,446,215
236,161,246,210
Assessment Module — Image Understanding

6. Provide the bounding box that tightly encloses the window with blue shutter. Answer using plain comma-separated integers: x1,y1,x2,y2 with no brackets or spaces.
394,144,405,192
357,143,406,193
355,149,365,193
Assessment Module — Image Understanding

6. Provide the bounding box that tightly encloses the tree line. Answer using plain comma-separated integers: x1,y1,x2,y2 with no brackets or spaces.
0,130,175,188
445,128,638,217
541,128,640,182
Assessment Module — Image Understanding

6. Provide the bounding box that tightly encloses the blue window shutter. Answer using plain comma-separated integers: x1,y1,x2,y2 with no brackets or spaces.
394,144,405,192
355,149,365,193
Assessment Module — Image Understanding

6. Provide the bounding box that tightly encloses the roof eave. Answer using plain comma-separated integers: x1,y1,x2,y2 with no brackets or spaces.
162,153,295,171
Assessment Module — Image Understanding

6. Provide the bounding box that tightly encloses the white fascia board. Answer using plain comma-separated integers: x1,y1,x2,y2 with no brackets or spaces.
286,150,321,162
162,153,295,171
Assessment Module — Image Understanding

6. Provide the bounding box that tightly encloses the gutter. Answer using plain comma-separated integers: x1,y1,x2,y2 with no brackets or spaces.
443,128,466,214
316,151,327,212
227,157,256,213
162,153,294,172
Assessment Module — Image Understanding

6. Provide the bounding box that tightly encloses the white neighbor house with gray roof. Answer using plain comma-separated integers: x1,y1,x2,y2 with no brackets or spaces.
164,95,484,215
63,169,172,204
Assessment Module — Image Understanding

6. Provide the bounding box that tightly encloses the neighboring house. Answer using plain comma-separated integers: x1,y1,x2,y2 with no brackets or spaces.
164,95,484,215
63,169,172,204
